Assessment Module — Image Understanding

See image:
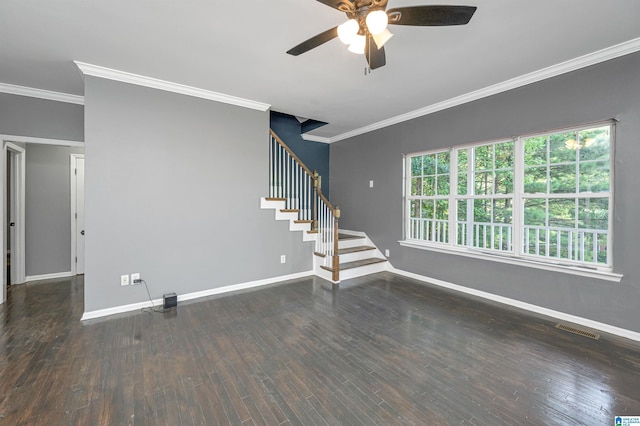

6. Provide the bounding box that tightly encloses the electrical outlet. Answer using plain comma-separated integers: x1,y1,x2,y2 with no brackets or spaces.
385,249,390,257
369,180,374,188
280,255,286,264
120,274,130,286
131,273,140,284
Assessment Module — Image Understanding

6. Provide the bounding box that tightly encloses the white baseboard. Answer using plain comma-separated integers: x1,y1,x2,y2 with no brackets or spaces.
177,270,314,303
81,270,315,321
26,271,73,282
80,299,158,321
391,267,640,343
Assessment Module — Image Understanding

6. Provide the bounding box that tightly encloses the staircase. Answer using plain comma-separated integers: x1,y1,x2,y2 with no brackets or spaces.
315,231,388,282
261,130,388,284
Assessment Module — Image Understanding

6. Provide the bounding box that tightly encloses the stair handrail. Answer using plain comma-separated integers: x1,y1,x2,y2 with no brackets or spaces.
270,130,315,177
269,129,341,281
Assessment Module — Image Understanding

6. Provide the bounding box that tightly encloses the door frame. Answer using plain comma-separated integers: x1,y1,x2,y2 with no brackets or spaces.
70,154,85,275
0,134,84,305
3,142,26,289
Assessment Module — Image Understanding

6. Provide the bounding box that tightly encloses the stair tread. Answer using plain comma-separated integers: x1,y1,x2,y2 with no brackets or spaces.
280,209,300,213
265,197,286,201
338,233,365,240
294,220,313,224
338,245,376,255
340,258,387,270
321,257,387,272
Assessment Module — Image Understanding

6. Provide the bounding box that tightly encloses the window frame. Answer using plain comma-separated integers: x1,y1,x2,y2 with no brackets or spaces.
454,140,516,254
406,151,452,245
403,120,615,274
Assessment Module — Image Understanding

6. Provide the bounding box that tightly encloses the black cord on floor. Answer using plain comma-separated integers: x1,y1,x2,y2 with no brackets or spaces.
139,279,168,314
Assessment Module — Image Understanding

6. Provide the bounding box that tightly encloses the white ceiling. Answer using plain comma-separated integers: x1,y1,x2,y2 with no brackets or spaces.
2,1,640,141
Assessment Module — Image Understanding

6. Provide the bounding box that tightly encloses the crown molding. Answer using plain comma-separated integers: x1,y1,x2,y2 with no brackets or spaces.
0,82,84,105
0,134,84,146
74,61,270,112
322,36,640,143
301,133,331,143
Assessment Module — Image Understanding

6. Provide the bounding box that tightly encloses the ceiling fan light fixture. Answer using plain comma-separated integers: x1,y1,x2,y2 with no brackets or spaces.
348,34,366,54
287,3,478,69
372,28,394,49
338,19,359,44
366,10,389,35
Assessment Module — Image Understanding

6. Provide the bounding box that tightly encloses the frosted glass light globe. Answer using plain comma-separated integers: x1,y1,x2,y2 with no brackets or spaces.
348,34,366,54
366,10,388,35
338,19,359,45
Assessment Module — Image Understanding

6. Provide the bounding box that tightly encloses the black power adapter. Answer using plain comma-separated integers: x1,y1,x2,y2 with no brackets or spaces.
163,293,177,309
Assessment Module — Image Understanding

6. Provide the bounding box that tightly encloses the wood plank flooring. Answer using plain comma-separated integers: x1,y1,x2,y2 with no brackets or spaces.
0,272,639,425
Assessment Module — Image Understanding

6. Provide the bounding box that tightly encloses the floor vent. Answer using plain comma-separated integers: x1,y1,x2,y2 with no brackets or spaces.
555,323,600,340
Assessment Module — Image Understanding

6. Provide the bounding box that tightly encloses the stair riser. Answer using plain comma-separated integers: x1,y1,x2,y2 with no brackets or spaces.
313,252,332,264
303,232,318,242
289,222,311,232
339,250,379,264
275,211,299,221
260,198,285,209
315,267,338,283
338,238,368,250
339,261,389,280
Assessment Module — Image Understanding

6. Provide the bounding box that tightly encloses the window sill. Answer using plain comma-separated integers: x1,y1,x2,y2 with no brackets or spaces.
398,240,623,283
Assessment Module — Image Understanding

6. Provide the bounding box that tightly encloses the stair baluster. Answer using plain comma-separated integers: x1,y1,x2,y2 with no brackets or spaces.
269,130,340,280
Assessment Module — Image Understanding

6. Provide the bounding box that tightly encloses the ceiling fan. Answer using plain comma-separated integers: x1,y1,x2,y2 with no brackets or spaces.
287,1,477,70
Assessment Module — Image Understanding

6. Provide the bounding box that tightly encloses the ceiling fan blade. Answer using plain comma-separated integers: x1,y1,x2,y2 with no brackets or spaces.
365,36,386,70
387,5,477,26
286,26,338,56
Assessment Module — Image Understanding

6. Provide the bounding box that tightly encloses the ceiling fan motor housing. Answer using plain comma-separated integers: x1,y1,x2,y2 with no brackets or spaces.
339,0,387,15
339,0,389,35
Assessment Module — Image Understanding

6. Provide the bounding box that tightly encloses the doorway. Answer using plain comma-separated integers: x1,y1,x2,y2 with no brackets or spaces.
71,154,85,275
3,142,26,302
0,137,84,306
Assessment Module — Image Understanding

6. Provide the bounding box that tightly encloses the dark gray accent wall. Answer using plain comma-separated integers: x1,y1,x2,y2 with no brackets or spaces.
330,51,640,333
0,93,84,141
83,77,312,313
270,111,330,197
25,144,84,276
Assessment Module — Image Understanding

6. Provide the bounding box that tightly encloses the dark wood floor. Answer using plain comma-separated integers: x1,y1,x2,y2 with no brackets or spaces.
1,272,639,425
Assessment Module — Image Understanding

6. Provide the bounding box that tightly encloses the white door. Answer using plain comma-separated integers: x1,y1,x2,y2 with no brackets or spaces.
74,157,85,274
8,151,16,284
4,142,25,288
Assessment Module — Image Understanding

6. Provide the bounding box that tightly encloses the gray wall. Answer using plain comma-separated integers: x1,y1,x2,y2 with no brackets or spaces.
0,93,84,141
25,144,85,276
330,51,640,333
83,76,312,313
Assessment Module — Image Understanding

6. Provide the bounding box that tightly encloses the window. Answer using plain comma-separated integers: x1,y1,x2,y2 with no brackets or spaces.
404,122,613,271
522,125,611,265
408,152,450,244
456,141,514,252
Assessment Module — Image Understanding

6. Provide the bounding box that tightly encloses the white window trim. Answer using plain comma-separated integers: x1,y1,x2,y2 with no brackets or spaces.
402,120,616,278
398,239,622,282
